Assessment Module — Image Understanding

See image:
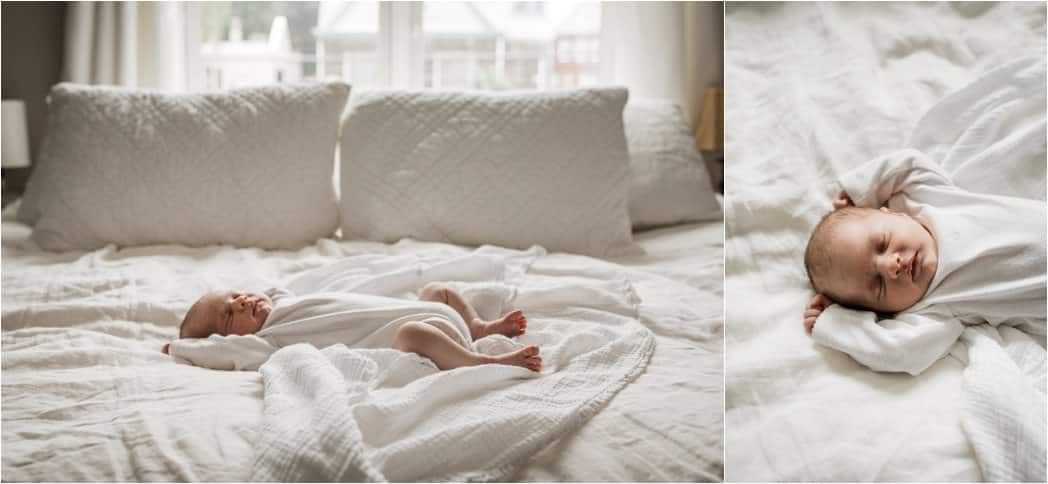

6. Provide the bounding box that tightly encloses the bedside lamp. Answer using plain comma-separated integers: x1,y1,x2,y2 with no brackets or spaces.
696,86,723,152
696,87,723,192
2,100,31,195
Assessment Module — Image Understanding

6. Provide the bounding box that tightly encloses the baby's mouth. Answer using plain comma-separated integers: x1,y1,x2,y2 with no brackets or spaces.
910,251,919,281
254,301,270,321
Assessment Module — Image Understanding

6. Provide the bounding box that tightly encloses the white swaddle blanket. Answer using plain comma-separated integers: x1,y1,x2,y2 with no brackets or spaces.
910,54,1047,483
170,247,534,369
250,245,654,482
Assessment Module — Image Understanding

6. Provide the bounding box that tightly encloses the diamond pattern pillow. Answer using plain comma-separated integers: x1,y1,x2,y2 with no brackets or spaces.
624,100,722,228
23,82,349,251
339,88,635,257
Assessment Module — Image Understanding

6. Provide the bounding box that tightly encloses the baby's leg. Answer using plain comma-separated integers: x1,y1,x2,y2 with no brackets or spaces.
419,282,527,340
392,321,542,372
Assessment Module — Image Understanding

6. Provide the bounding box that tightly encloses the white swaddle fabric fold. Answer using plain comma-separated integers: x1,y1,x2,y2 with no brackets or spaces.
250,246,654,482
908,53,1047,202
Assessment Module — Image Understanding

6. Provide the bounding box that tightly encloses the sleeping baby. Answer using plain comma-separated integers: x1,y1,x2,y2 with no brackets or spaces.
802,149,1046,375
162,282,542,372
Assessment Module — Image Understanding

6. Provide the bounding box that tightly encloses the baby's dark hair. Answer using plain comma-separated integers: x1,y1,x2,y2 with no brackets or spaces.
179,293,215,339
804,206,872,309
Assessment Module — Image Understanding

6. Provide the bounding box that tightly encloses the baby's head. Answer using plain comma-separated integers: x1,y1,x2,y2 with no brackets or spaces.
804,206,938,314
179,291,274,339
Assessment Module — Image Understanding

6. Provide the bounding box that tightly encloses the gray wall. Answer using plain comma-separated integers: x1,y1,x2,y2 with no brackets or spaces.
2,2,66,194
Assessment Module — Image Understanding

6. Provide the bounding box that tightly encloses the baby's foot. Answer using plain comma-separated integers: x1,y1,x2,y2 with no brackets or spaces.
490,345,542,372
482,309,527,338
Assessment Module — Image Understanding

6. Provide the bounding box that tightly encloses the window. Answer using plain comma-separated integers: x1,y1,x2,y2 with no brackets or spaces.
194,1,600,91
198,2,324,90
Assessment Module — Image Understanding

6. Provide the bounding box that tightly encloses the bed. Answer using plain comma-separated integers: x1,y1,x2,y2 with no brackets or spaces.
0,87,723,480
724,2,1046,482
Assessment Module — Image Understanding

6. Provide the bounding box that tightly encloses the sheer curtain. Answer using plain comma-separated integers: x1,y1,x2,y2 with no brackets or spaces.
600,1,722,127
63,1,195,90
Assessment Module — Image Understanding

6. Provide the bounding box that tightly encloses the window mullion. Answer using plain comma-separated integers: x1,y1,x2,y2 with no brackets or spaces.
381,1,423,89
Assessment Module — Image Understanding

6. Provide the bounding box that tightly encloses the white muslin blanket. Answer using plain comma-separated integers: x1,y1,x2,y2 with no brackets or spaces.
910,54,1047,483
249,246,655,482
956,326,1046,483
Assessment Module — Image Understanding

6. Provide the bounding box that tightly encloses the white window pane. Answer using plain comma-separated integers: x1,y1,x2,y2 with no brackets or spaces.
316,1,381,88
197,1,381,90
422,1,600,90
195,1,598,91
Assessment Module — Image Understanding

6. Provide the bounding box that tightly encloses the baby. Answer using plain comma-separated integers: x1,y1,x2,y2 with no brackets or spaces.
802,149,1046,375
163,282,542,372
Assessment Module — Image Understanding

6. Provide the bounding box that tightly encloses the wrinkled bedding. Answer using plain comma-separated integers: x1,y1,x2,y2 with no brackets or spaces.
248,246,656,482
724,2,1045,482
1,204,723,481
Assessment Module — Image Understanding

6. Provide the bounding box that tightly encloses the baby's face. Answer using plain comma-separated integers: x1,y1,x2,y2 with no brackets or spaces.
189,291,274,337
824,208,939,313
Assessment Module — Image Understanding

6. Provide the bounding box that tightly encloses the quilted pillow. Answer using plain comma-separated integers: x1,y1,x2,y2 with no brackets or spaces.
339,88,635,257
22,82,349,251
624,100,722,228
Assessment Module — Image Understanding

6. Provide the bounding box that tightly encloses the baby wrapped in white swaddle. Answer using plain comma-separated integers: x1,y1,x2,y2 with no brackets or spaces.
166,280,541,372
803,149,1046,375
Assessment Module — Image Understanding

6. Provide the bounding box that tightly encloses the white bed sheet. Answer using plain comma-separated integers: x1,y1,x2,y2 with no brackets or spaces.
724,3,1045,482
1,204,723,482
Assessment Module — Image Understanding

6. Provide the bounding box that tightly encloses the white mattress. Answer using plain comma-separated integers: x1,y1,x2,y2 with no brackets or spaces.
1,203,723,482
724,3,1045,482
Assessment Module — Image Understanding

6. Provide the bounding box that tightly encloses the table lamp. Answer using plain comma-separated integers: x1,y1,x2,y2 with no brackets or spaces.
2,99,32,193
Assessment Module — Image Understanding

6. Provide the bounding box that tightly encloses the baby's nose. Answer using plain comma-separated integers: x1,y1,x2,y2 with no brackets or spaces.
879,254,902,278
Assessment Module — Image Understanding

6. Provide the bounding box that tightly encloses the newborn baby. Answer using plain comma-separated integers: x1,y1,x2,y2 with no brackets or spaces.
163,282,542,372
802,149,1046,375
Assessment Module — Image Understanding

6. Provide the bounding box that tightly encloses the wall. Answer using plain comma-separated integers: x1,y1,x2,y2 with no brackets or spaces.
599,1,724,128
2,2,66,194
686,1,724,114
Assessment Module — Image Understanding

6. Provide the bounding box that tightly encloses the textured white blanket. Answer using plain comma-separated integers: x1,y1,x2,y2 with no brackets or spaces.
250,248,654,482
1,219,719,481
957,326,1046,483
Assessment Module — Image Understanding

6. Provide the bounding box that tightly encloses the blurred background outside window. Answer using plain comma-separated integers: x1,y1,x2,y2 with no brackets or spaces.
197,1,601,91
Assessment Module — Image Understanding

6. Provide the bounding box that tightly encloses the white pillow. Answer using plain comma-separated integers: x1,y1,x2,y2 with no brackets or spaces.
22,82,349,251
339,88,635,257
624,100,722,228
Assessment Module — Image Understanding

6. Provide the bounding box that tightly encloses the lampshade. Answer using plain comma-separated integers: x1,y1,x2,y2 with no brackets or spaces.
695,87,723,152
2,100,31,168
